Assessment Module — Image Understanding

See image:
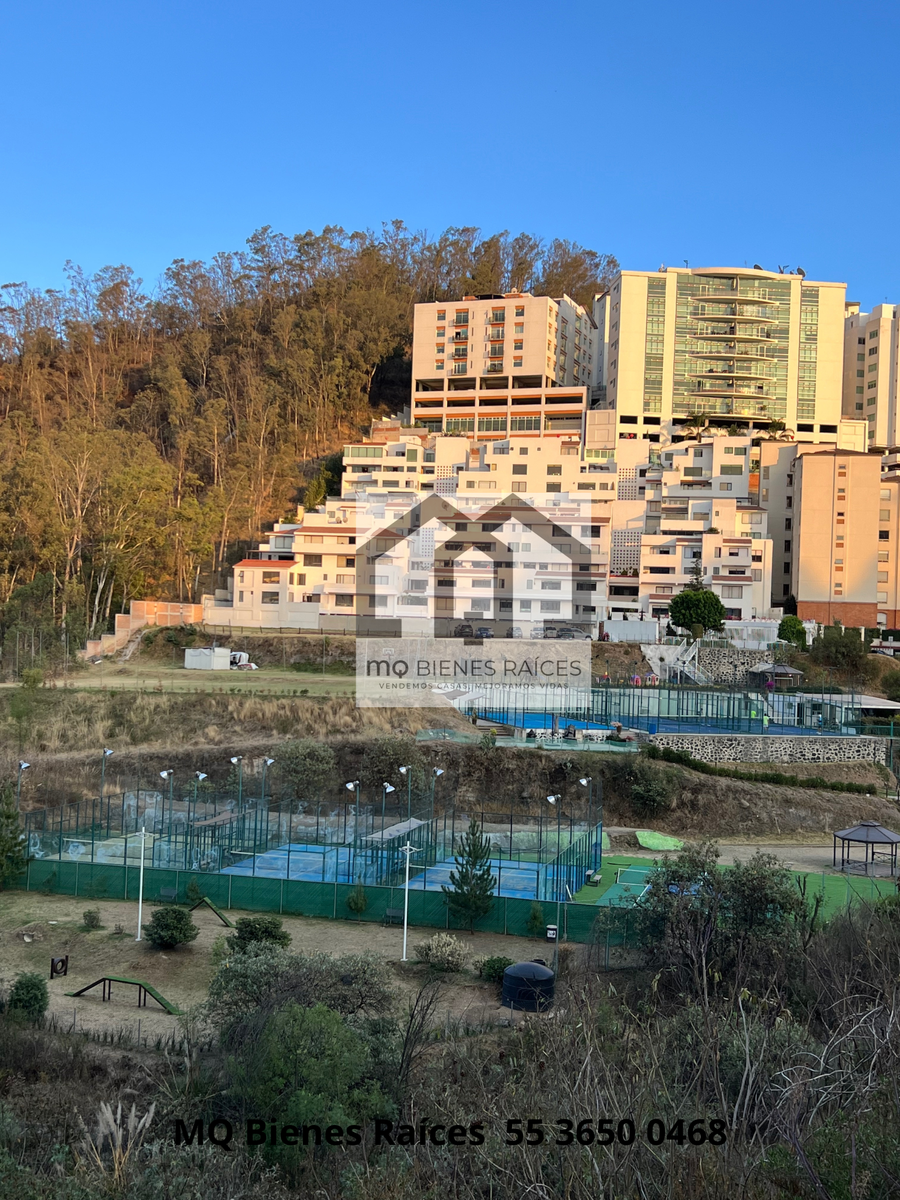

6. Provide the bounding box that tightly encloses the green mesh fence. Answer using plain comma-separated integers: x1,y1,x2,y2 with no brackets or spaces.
14,859,609,943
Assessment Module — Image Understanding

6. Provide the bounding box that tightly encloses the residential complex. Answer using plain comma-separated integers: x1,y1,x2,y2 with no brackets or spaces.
201,271,900,639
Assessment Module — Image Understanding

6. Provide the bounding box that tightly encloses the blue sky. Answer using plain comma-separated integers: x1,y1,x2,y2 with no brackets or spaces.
2,0,898,308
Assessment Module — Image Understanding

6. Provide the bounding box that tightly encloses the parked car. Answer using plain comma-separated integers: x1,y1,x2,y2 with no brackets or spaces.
529,628,544,639
541,626,559,639
557,627,591,641
505,626,523,638
475,626,494,639
453,623,474,638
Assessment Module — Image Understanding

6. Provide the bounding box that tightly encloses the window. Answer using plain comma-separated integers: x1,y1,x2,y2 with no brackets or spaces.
238,591,244,603
720,464,743,476
472,579,492,588
478,416,507,432
784,541,791,552
510,416,540,431
752,569,762,581
719,483,733,491
369,575,388,585
304,554,322,567
437,310,446,321
334,594,353,607
540,600,561,613
546,483,562,493
576,582,596,592
515,306,525,318
879,551,889,562
785,519,792,530
880,510,891,521
238,570,245,583
513,358,523,368
547,465,562,476
878,572,889,582
262,571,281,584
519,600,532,612
880,531,890,541
470,598,490,612
512,463,527,475
784,563,791,574
722,586,743,599
261,591,279,605
541,580,562,590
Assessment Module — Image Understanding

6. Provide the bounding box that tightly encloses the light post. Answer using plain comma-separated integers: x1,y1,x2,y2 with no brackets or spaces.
381,783,395,836
346,781,361,876
578,777,593,828
398,765,413,822
400,840,422,962
230,756,243,808
100,748,113,812
16,761,30,810
135,826,146,940
159,770,174,842
261,757,274,806
547,794,563,938
429,767,444,826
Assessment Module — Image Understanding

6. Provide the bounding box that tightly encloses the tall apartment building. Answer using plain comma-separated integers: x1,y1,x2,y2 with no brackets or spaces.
842,303,899,453
792,449,900,626
593,267,847,444
409,292,595,442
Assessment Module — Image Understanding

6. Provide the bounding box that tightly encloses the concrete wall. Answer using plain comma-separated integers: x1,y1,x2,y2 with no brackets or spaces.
650,732,888,765
79,600,204,660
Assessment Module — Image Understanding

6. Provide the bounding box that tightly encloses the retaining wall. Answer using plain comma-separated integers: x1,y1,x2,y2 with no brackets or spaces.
649,733,889,766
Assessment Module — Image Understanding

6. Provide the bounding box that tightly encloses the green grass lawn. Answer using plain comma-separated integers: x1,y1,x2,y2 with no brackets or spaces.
572,854,896,917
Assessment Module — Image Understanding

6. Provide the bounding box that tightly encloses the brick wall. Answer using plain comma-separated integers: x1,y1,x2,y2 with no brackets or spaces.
797,601,877,626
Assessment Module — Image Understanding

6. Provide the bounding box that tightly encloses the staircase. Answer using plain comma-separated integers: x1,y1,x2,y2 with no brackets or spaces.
79,600,204,661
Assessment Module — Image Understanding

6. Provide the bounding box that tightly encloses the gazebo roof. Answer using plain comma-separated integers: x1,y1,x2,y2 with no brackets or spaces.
748,662,804,676
833,820,900,845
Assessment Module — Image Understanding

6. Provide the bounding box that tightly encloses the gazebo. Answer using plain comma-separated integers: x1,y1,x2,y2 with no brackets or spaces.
833,820,900,876
747,662,804,690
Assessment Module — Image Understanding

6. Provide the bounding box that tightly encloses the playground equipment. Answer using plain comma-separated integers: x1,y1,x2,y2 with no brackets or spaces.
66,976,181,1014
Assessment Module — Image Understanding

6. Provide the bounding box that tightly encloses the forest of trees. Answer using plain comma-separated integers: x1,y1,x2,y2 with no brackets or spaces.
0,224,617,657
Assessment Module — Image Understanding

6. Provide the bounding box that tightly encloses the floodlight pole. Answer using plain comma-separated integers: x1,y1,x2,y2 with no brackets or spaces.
400,840,421,962
135,826,146,941
261,758,274,807
399,766,413,822
547,795,563,938
16,761,30,811
100,748,113,813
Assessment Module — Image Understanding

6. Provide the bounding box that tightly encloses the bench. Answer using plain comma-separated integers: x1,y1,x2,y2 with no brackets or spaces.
158,887,178,903
383,907,404,926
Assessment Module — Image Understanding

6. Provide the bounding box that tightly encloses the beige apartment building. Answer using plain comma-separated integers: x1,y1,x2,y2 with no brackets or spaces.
593,266,847,444
792,449,900,626
409,291,595,442
842,302,899,453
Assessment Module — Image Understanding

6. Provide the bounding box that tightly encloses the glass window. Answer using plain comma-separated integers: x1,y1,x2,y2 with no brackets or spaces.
261,591,279,604
335,594,353,607
304,554,323,566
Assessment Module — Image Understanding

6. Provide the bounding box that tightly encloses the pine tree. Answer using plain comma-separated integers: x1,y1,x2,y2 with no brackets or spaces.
0,782,26,889
443,820,497,931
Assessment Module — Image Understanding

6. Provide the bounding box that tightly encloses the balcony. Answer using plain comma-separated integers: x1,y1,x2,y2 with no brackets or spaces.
454,316,469,326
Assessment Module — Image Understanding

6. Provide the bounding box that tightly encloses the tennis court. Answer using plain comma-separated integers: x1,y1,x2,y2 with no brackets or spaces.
406,856,546,900
220,842,355,883
598,865,653,907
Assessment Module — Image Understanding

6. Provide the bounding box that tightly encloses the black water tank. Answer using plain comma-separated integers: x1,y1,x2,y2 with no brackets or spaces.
501,960,555,1012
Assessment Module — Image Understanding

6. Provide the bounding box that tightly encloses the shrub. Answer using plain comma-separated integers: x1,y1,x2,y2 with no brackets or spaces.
226,915,291,955
82,908,101,930
346,884,369,920
778,614,807,649
275,738,337,804
185,877,204,904
142,906,199,950
476,955,515,984
414,932,468,972
526,901,547,938
629,760,677,817
7,972,48,1023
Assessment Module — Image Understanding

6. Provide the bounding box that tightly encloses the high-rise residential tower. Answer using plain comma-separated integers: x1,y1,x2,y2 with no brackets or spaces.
842,302,899,455
592,267,847,445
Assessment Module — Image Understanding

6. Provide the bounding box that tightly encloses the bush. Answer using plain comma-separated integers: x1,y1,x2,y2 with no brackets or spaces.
275,738,337,804
643,744,876,795
629,759,678,816
526,901,547,938
7,972,48,1023
414,932,468,972
778,614,807,649
346,884,368,920
476,955,515,984
142,905,199,950
82,908,101,930
226,916,291,955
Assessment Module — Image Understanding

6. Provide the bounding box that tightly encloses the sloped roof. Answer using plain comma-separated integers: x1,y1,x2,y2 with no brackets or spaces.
834,820,900,844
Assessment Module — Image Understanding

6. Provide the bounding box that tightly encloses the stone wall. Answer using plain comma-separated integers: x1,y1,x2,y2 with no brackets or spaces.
650,733,888,766
697,647,775,685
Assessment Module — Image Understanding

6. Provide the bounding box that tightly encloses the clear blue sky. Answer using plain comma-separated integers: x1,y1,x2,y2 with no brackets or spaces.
2,0,898,308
